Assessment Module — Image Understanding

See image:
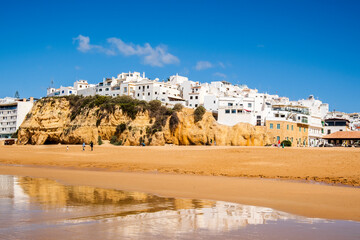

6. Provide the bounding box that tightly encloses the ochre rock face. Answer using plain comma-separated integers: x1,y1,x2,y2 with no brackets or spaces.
18,98,271,146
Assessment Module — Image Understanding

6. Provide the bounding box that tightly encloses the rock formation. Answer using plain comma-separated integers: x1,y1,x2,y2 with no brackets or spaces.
18,97,271,146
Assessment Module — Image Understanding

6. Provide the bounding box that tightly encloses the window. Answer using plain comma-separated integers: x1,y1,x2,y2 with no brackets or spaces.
299,127,301,132
225,110,230,114
195,96,198,99
327,129,331,134
99,89,102,92
148,92,150,96
228,103,233,106
137,93,140,97
270,123,273,129
214,101,216,104
304,128,306,132
139,86,141,89
190,96,193,99
237,110,243,113
147,86,149,89
190,104,192,107
277,136,280,142
291,125,294,131
105,88,109,91
195,104,198,107
62,90,65,94
124,87,127,93
231,109,236,114
277,124,280,129
69,91,72,94
248,103,252,108
275,114,279,117
287,124,289,130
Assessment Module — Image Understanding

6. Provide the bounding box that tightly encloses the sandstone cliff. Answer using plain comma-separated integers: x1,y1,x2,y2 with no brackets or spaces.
18,97,271,146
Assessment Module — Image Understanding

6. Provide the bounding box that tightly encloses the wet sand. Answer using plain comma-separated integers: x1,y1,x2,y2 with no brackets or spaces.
0,145,359,186
0,165,360,221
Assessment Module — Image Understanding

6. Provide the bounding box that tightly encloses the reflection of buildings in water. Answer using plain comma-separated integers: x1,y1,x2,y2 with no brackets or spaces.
17,176,321,237
0,175,14,198
18,176,215,210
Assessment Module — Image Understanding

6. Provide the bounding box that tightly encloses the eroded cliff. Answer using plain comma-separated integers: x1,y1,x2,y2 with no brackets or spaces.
18,97,271,146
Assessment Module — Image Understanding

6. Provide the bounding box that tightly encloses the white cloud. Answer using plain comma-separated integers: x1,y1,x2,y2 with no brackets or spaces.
73,35,179,67
73,35,116,55
213,72,227,79
218,62,225,68
195,61,213,70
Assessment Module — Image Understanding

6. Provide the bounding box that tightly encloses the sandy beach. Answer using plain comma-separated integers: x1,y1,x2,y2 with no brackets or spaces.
0,145,359,186
0,145,359,221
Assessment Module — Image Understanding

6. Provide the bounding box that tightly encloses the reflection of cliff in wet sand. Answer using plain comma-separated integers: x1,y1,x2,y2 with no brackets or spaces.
17,176,316,232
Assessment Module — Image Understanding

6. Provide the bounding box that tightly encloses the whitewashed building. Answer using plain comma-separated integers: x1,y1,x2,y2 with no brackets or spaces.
324,111,350,135
0,97,34,139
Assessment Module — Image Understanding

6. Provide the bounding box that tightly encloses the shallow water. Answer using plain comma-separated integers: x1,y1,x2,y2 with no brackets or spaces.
0,175,359,240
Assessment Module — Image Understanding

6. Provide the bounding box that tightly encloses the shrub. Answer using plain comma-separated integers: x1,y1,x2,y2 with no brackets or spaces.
110,135,118,144
194,106,206,122
173,103,183,112
116,123,127,134
169,112,179,133
281,140,292,147
98,136,103,145
148,100,162,113
128,126,132,131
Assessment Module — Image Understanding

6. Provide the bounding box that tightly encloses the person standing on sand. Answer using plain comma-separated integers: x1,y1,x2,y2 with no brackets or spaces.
90,141,94,151
82,142,85,151
66,146,69,152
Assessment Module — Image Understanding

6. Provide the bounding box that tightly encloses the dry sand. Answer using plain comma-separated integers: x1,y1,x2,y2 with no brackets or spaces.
0,145,359,186
0,145,359,221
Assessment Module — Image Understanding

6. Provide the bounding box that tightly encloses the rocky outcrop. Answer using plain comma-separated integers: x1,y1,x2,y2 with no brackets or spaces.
18,98,271,146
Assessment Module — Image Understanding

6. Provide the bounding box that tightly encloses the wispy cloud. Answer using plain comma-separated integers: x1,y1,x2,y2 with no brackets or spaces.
73,35,179,67
213,72,227,79
195,61,227,70
195,61,213,70
218,61,225,69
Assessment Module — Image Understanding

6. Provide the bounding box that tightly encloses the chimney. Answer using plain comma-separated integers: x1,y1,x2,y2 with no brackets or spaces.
23,98,26,102
30,97,34,103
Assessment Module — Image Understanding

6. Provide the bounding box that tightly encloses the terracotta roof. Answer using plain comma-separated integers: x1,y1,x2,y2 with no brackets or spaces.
323,131,360,139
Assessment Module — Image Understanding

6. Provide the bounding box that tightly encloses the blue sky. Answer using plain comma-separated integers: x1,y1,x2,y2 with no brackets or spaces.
0,0,359,112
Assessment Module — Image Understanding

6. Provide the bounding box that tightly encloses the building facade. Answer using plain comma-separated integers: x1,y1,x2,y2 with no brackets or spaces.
0,97,34,139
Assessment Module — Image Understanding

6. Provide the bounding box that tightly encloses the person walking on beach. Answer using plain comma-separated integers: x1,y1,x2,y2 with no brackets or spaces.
90,141,94,151
66,146,69,152
82,142,86,151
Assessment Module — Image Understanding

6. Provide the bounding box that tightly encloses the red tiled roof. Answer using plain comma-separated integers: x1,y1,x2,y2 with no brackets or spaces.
322,131,360,139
